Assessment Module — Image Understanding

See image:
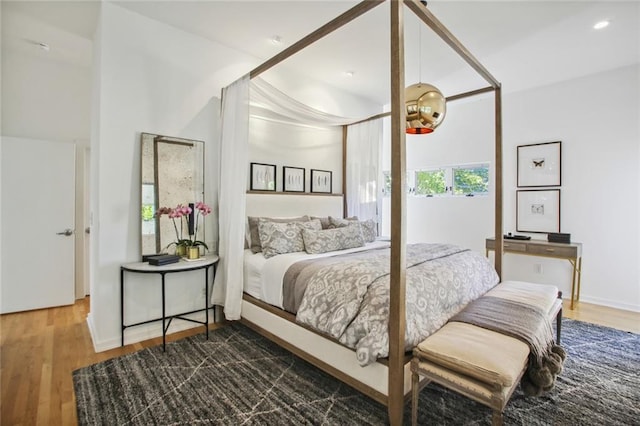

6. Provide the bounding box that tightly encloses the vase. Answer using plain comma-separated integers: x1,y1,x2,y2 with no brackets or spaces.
187,246,200,260
176,245,187,257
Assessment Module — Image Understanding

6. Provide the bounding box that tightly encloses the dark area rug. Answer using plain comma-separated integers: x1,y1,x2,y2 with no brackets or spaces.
73,319,639,425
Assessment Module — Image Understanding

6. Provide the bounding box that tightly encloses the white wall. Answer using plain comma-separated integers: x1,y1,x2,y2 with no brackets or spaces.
247,67,382,195
88,3,381,351
381,91,496,255
1,47,91,144
88,3,253,351
501,64,639,312
383,64,639,312
249,118,343,193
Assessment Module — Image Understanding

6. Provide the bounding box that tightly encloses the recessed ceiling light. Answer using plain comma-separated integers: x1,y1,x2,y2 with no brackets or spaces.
270,35,282,45
345,71,355,77
593,20,610,30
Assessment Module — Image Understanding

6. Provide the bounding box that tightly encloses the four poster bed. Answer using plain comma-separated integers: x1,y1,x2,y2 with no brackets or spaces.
214,1,505,424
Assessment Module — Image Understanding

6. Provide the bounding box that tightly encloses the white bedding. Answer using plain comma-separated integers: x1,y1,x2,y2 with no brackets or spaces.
243,240,391,309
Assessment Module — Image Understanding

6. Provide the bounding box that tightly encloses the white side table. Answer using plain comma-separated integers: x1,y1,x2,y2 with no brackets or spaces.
120,255,219,351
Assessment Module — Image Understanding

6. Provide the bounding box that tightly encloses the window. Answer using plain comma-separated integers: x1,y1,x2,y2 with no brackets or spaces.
415,169,446,196
382,171,413,196
383,163,489,197
452,165,489,195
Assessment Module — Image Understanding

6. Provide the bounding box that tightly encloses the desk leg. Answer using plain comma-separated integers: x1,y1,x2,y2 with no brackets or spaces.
161,272,166,352
120,268,125,347
205,266,209,340
576,257,582,303
569,259,578,310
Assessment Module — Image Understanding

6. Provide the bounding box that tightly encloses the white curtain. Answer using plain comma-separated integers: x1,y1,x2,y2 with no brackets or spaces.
345,119,383,222
250,77,358,126
213,75,383,318
212,74,250,320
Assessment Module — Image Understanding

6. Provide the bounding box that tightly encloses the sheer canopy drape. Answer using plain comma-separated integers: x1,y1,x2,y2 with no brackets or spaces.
214,76,383,318
346,119,383,222
250,77,357,126
212,75,250,320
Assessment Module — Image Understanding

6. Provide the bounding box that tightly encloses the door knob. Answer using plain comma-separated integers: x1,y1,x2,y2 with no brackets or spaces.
56,229,74,236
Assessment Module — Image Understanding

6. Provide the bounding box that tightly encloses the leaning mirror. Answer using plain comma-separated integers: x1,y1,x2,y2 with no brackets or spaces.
140,132,205,256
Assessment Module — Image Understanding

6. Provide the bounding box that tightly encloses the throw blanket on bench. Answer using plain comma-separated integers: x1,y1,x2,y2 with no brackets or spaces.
450,296,567,396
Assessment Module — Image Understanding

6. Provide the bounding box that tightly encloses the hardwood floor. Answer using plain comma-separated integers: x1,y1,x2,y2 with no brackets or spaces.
1,297,638,425
0,298,223,425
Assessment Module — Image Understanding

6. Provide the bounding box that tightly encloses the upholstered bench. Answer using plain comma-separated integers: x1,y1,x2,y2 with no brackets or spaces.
411,281,563,426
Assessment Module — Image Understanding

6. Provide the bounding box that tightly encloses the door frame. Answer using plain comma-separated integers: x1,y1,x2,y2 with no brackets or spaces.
76,145,91,298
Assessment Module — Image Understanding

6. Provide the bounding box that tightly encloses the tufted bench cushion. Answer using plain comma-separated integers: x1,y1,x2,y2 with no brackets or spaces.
414,322,529,389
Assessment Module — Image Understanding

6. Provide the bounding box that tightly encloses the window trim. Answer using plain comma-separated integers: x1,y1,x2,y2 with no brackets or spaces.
382,162,490,198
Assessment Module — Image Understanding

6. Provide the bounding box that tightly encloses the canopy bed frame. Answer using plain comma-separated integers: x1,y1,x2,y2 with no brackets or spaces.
226,1,504,424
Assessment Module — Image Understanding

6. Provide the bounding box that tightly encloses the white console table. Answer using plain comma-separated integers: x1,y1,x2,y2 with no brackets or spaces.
120,255,219,351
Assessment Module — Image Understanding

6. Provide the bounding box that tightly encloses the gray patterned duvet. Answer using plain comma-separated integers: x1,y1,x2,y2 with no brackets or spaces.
285,243,499,366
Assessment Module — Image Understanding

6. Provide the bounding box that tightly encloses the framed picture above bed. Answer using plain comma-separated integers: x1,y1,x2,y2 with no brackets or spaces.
250,162,276,191
516,189,560,233
310,169,332,193
517,141,561,187
283,166,305,192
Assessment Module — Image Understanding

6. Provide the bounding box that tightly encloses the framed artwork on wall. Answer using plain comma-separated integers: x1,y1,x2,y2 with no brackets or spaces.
517,141,562,187
283,166,305,192
516,189,561,233
250,162,276,191
310,169,332,193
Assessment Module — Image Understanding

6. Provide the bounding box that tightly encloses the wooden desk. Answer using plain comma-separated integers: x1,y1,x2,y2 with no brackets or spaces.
486,238,582,309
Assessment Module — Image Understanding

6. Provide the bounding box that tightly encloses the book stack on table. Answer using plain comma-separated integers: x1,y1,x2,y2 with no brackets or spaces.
146,254,181,266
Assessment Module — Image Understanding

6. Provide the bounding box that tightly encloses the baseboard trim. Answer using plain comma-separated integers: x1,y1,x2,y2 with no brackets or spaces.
578,295,640,313
90,311,212,353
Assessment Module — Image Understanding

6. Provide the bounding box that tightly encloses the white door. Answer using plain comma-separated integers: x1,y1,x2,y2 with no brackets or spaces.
1,137,76,313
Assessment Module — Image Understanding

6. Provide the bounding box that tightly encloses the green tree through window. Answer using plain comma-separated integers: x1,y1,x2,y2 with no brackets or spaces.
383,163,489,197
415,169,446,195
453,166,489,195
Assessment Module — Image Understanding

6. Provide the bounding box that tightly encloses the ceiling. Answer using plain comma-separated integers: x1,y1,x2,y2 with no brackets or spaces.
2,1,639,105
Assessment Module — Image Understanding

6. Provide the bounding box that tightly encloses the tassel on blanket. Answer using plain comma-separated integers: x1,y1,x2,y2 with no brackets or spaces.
450,296,567,396
521,343,567,396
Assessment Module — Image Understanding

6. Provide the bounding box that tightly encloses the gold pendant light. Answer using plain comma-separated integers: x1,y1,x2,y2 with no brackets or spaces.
405,82,446,134
405,1,446,134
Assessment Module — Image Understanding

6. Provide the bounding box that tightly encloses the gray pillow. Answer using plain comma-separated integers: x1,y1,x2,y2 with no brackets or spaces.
248,215,309,253
310,216,331,230
302,225,365,254
359,219,377,243
259,219,322,258
327,216,358,229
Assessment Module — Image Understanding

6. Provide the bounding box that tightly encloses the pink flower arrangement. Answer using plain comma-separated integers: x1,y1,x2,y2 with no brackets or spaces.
156,201,211,251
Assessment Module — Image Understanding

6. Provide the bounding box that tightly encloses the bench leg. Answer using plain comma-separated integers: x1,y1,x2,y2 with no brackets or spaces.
411,370,419,426
492,410,504,426
556,290,563,344
556,307,563,345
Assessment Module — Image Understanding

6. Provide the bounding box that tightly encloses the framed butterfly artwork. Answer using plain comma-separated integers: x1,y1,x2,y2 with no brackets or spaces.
517,141,561,187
